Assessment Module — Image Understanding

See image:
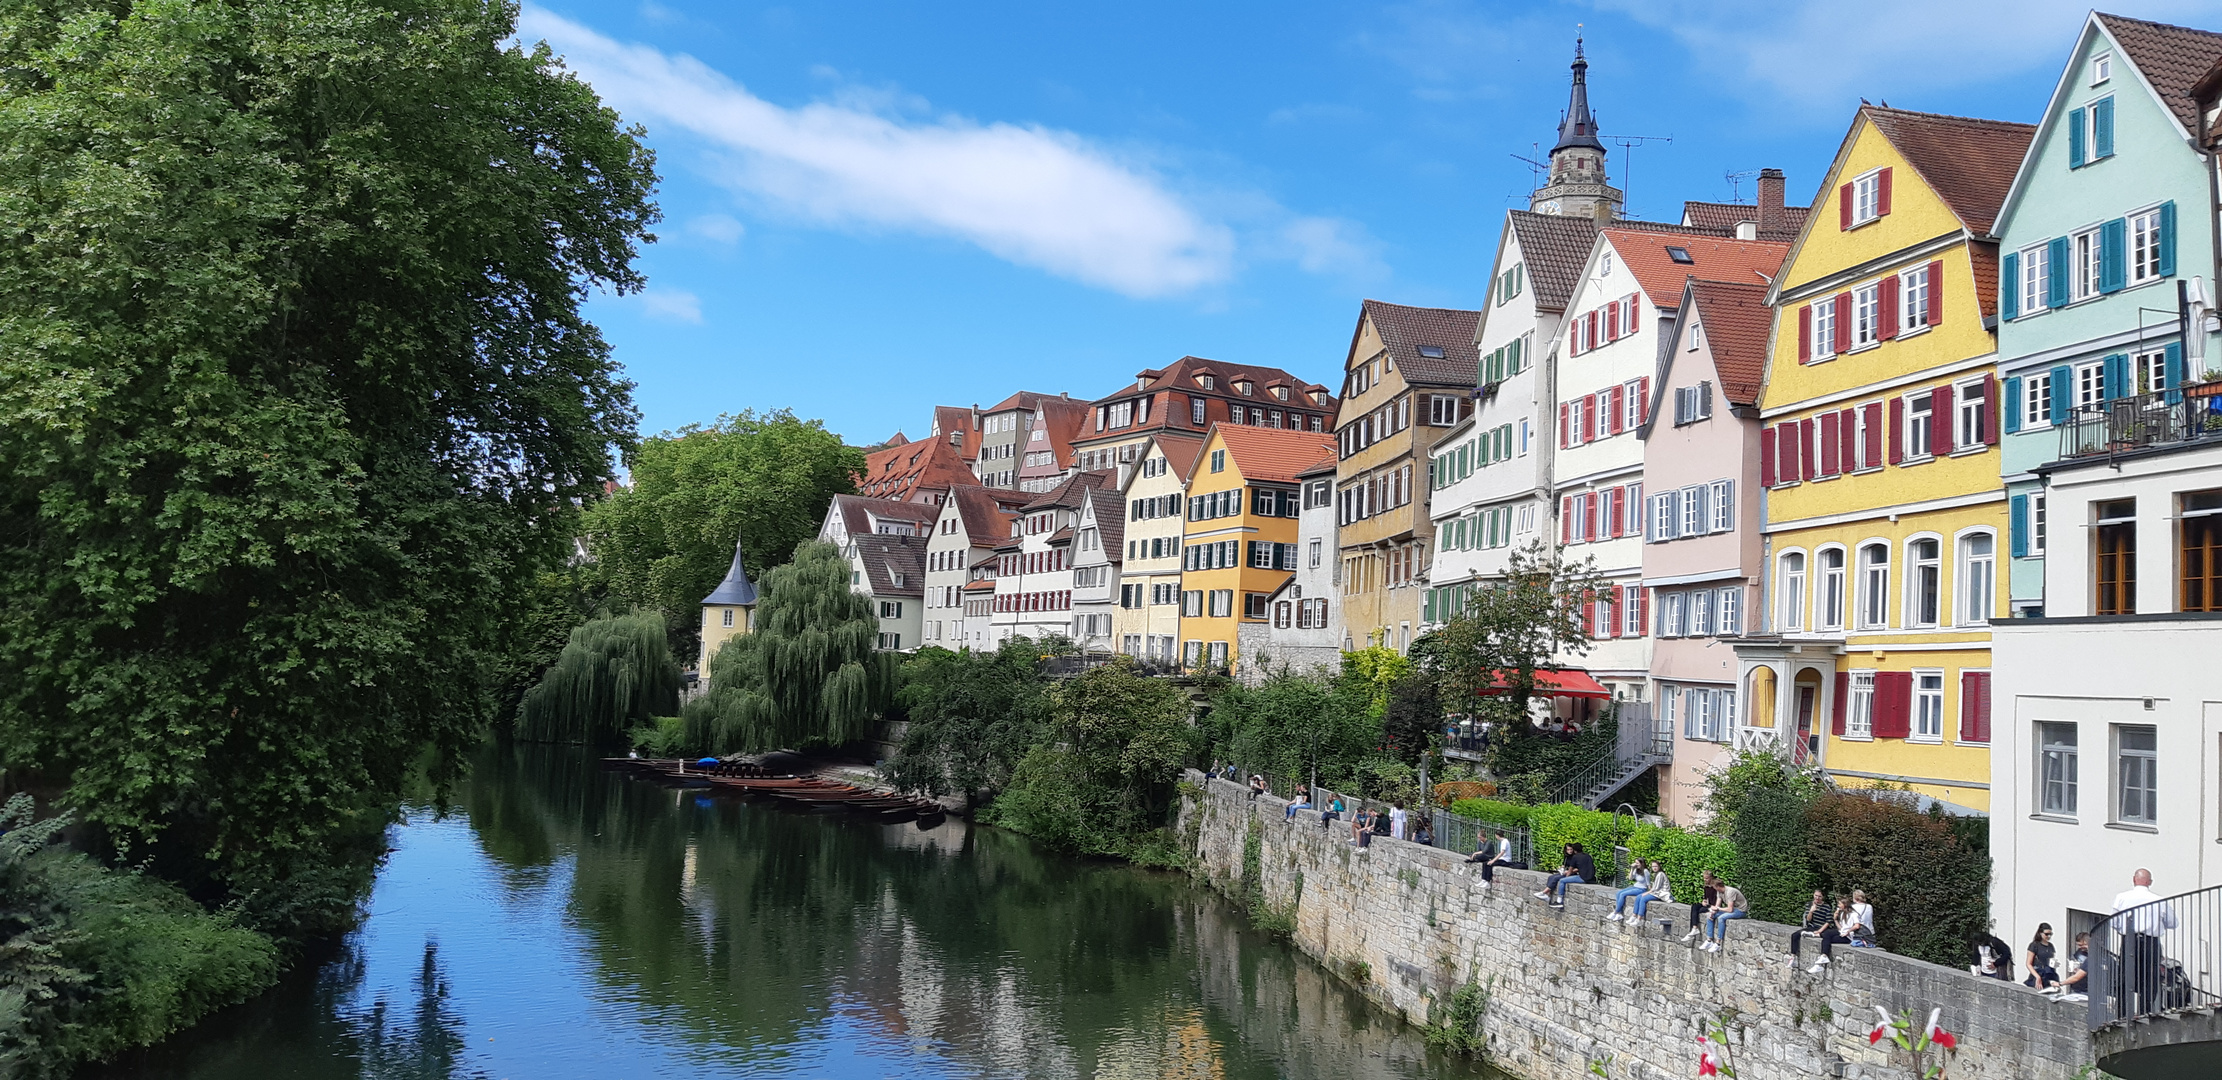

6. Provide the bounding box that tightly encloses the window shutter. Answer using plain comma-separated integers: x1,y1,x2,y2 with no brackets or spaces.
2104,353,2128,400
1999,252,2019,321
1509,335,1522,372
1588,310,1600,347
2050,364,2073,420
1889,397,1905,464
1872,671,1913,739
2166,342,2186,402
1585,492,1600,540
1927,260,1944,325
1560,497,1572,544
1607,385,1624,434
2160,201,2179,277
1820,411,1841,475
2100,218,2127,293
1581,394,1597,444
1559,403,1570,448
1610,486,1625,537
2003,376,2023,434
1838,408,1858,470
1878,275,1900,340
1931,385,1955,454
1982,375,2000,446
1839,183,1854,230
1759,426,1777,488
2046,237,2071,308
1831,672,1849,736
1801,420,1818,481
1636,378,1651,424
1833,294,1852,353
1799,305,1813,363
1862,401,1885,467
1876,167,1892,216
2010,495,2029,558
2068,107,2087,167
1960,671,1992,744
1634,586,1649,637
2094,97,2115,159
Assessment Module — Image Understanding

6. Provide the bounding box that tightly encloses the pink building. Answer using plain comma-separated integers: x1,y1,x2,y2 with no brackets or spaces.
1640,278,1772,825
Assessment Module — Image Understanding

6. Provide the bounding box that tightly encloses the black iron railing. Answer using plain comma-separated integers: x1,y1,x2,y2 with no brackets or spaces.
2059,387,2222,460
2088,882,2222,1030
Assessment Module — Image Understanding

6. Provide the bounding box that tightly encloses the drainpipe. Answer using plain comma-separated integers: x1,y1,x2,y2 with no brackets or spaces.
2197,90,2222,372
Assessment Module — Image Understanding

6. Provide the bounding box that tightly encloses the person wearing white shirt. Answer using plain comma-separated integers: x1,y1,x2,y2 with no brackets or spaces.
1388,803,1408,841
2110,868,2179,1014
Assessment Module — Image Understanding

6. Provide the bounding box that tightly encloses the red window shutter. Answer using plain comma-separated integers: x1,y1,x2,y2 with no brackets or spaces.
1888,397,1905,464
1631,586,1648,637
1862,402,1885,467
1926,260,1944,325
1759,426,1777,488
1840,183,1854,230
1561,497,1573,544
1798,305,1813,363
1585,493,1600,539
1838,408,1857,470
1559,403,1571,448
1607,385,1624,434
1981,374,2000,446
1931,385,1955,454
1803,419,1819,481
1783,421,1802,481
1832,672,1850,736
1878,275,1900,341
1833,294,1852,353
1960,671,1992,743
1872,671,1913,739
1876,167,1893,216
1638,378,1651,423
1608,486,1624,536
1582,394,1597,444
1606,302,1620,341
1820,411,1841,475
1588,311,1600,347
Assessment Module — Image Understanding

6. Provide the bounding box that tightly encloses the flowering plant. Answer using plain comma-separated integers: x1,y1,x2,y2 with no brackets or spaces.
1867,1007,1959,1079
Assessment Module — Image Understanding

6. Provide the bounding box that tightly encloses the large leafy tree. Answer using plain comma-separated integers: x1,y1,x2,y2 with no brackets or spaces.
684,541,896,753
995,658,1195,858
887,639,1051,809
514,611,679,745
0,0,656,934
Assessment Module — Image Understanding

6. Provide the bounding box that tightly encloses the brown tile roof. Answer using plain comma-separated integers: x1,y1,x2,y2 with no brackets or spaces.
856,434,981,502
1149,434,1205,483
1968,242,2001,321
1045,525,1076,545
1029,397,1091,469
983,390,1068,414
2098,13,2222,136
831,493,940,539
1600,229,1789,310
1297,450,1339,479
949,485,1027,542
1073,357,1337,449
1019,469,1114,513
1684,280,1774,406
930,405,981,461
1086,488,1125,556
1356,299,1483,387
1505,211,1600,311
1680,200,1811,239
1861,107,2035,237
1212,424,1339,484
851,533,925,599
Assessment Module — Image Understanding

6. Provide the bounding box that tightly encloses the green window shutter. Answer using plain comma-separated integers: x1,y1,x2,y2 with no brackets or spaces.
2000,252,2020,320
2100,218,2126,293
2160,201,2178,277
2068,107,2086,167
2046,237,2071,308
2166,342,2185,402
1424,589,1436,622
2003,375,2023,433
2104,353,2129,400
2010,494,2029,558
2094,97,2115,159
1509,336,1523,374
2050,364,2073,420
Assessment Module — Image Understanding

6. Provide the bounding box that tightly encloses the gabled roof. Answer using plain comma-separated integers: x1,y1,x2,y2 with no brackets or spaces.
1505,211,1600,311
2097,12,2222,137
1085,488,1125,557
1093,356,1335,409
1598,228,1789,309
930,405,981,460
1683,280,1774,407
983,390,1067,414
1860,107,2035,237
1969,243,2001,320
830,493,940,539
851,534,925,599
1018,469,1114,513
1296,450,1339,480
700,539,758,606
1210,425,1340,484
1028,397,1091,469
948,485,1028,542
856,433,981,502
1152,434,1205,484
1680,200,1811,239
1354,299,1483,387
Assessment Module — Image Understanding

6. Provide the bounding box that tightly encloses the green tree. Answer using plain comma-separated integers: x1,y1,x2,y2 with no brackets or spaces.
995,658,1195,858
684,541,896,752
1701,748,1827,837
514,611,680,745
1205,665,1378,791
1729,786,1814,923
0,0,655,935
887,639,1051,808
586,410,861,646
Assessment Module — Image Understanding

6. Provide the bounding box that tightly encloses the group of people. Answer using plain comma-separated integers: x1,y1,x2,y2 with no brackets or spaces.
1786,889,1877,972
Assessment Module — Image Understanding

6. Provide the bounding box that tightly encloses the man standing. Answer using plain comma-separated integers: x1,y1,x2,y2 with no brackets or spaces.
2111,868,2179,1015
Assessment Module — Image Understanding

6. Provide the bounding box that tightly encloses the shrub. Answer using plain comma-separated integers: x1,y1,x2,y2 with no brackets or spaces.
515,611,680,744
1701,749,1825,837
1730,786,1814,923
1493,798,1734,902
1804,789,1990,967
1633,827,1737,905
1447,798,1530,830
627,715,689,757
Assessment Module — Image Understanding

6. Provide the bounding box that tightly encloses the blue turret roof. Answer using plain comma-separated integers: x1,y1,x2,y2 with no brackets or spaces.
1553,40,1603,153
701,539,758,606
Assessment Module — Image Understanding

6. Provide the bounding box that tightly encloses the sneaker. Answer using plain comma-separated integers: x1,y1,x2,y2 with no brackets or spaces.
1477,880,1489,889
1605,912,1622,922
1535,890,1551,900
1682,929,1701,943
1808,956,1830,973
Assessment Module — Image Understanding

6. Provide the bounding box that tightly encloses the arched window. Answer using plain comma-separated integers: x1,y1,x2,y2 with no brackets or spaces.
1778,552,1807,632
1960,533,1995,625
1818,548,1847,630
1908,537,1942,627
1858,543,1891,629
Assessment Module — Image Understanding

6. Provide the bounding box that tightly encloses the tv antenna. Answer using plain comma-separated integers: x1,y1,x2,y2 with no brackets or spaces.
1723,168,1761,203
1605,133,1672,213
1511,142,1549,191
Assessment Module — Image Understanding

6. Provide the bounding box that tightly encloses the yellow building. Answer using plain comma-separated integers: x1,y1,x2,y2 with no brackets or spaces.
1179,424,1335,671
697,538,758,675
1736,107,2035,814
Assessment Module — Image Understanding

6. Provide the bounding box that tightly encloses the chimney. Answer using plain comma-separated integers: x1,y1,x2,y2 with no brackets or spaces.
1592,199,1614,224
1757,168,1786,236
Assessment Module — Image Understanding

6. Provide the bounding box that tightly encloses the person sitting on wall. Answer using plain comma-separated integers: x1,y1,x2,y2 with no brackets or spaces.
1784,890,1830,967
1542,843,1595,907
1465,831,1518,888
1604,860,1654,923
1970,930,2014,982
1284,793,1312,821
2024,923,2061,990
1248,774,1268,800
1625,862,1673,930
1411,816,1433,847
1319,796,1344,830
1681,871,1722,944
1699,879,1748,952
1797,895,1857,972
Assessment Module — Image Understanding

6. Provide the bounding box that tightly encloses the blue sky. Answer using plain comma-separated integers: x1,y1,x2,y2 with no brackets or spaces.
521,1,2222,446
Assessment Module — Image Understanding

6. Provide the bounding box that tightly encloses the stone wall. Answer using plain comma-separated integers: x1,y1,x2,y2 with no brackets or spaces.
1181,774,2092,1080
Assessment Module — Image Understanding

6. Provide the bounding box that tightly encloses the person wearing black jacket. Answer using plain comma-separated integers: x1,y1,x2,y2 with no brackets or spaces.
1539,843,1596,906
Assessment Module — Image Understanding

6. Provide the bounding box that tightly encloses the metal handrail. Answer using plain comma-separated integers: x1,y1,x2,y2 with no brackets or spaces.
2088,882,2222,1030
1543,703,1667,807
2058,386,2222,462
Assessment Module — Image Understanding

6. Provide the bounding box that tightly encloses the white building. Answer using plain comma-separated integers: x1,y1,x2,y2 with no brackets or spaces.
1239,456,1345,678
922,486,1027,650
847,533,923,652
1070,487,1124,651
818,493,939,549
989,471,1112,645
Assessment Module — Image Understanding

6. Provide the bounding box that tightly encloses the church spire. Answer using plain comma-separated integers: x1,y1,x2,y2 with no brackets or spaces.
1553,37,1603,153
1530,32,1621,220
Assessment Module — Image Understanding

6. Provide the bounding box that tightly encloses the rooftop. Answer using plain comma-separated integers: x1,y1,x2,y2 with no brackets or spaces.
1684,279,1774,406
1209,424,1340,484
1860,106,2035,236
1599,228,1789,309
1356,299,1483,387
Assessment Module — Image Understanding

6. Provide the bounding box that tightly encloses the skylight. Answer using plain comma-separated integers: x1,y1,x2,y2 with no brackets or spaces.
1667,246,1694,264
1417,345,1446,358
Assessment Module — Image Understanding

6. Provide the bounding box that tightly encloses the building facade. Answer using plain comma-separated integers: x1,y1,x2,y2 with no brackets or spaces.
1180,425,1333,671
1069,487,1124,650
922,486,1027,650
1238,456,1344,680
1112,434,1200,665
988,471,1111,643
975,392,1066,489
847,533,924,652
1071,357,1336,475
696,539,758,676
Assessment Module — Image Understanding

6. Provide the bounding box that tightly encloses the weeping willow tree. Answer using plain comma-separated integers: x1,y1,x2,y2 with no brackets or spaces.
515,612,680,744
684,541,895,753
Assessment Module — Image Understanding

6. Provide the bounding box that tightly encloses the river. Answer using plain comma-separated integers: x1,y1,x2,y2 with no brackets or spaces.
98,745,1498,1080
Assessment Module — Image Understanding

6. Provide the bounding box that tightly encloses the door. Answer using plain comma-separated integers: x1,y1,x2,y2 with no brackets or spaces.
1795,686,1818,765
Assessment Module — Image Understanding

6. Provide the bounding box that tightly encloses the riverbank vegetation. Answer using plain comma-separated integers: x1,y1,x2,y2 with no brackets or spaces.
0,0,657,1070
515,612,682,745
684,541,898,752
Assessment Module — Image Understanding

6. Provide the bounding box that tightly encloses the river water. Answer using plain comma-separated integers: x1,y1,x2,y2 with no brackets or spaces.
103,745,1496,1080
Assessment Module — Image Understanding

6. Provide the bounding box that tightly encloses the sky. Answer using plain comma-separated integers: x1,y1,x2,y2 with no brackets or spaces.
520,0,2222,446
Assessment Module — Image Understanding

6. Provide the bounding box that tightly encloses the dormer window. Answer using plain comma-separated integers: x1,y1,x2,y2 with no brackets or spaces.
891,572,905,587
1272,386,1289,400
1236,380,1253,395
1197,375,1215,390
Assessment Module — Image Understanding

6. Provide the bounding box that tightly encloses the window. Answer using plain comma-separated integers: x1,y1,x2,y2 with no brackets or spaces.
1858,543,1890,628
1717,586,1741,634
2183,490,2222,611
1816,548,1846,630
1182,590,1203,617
1960,533,1994,625
1497,263,1524,305
2033,492,2048,555
1900,269,1931,331
1907,538,1941,627
1688,321,1704,350
1662,591,1687,637
2038,722,2078,816
1709,479,1733,533
1210,449,1226,473
2075,361,2106,410
1244,593,1271,619
2023,371,2054,428
1209,590,1233,618
880,601,904,618
1667,245,1693,264
1846,672,1875,738
1191,398,1207,425
1852,283,1881,347
1955,381,1986,448
1674,383,1713,425
2116,725,2158,826
1430,394,1463,425
1681,484,1706,537
2129,207,2164,285
2096,498,2136,615
1308,539,1323,568
2093,52,2112,83
1690,590,1713,636
1812,298,1838,360
1778,552,1807,632
1851,170,1883,225
721,609,735,628
2071,228,2101,301
2136,348,2169,395
2019,243,2050,315
1913,671,1944,741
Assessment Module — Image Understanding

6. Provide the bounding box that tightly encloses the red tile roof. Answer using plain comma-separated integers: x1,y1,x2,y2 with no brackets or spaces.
1684,280,1774,406
1680,200,1811,240
948,485,1028,542
1018,469,1114,513
982,390,1069,414
1024,397,1091,474
2099,13,2222,136
1861,107,2034,237
1073,356,1336,449
1086,488,1125,557
1969,242,2001,321
1211,425,1339,484
1149,434,1205,483
1600,229,1790,310
930,405,982,461
1355,299,1483,387
856,434,981,502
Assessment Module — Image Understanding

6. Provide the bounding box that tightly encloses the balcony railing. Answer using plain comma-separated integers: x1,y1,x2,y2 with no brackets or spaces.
2058,385,2222,461
2088,881,2222,1030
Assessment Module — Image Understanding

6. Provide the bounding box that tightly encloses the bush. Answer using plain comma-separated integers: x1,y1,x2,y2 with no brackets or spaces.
1447,798,1530,830
1730,786,1814,923
1500,799,1734,902
627,715,689,757
1701,749,1825,836
993,659,1194,858
1804,789,1990,967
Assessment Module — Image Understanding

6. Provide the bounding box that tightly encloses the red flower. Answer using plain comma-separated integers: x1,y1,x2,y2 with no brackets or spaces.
1929,1025,1957,1051
1867,1024,1888,1046
1697,1036,1720,1077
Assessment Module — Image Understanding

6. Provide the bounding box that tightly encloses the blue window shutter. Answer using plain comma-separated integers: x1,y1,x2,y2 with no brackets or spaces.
2047,237,2072,307
2010,494,2030,558
2100,218,2127,293
2068,107,2087,167
2166,342,2186,403
2050,364,2073,420
2160,201,2179,277
2004,376,2024,433
2095,97,2116,159
2001,252,2020,320
2104,353,2129,400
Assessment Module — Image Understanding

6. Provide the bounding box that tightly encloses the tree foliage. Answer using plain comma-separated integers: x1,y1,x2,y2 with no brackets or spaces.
1700,749,1827,837
1729,786,1814,923
514,611,679,745
683,541,895,752
886,639,1052,806
0,0,656,932
1804,790,1991,967
994,659,1195,859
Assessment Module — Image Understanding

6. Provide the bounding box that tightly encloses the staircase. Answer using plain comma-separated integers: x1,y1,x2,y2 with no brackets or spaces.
1546,702,1670,810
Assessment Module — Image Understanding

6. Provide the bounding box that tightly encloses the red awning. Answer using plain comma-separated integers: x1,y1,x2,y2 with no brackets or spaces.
1476,668,1612,700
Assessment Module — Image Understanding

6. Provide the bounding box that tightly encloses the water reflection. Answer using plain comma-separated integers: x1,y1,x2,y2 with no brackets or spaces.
103,744,1491,1080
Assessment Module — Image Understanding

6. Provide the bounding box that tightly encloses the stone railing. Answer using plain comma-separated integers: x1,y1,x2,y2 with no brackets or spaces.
1181,774,2092,1080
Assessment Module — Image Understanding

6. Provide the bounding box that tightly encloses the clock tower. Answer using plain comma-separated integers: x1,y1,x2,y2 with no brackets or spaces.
1530,39,1622,221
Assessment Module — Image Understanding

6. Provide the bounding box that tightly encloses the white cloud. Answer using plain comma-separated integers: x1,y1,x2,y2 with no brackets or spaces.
686,213,746,246
519,7,1236,297
634,288,703,323
1276,216,1384,276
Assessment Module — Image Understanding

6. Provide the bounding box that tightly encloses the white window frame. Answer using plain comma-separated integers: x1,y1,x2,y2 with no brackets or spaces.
1852,283,1881,348
2032,491,2048,555
1817,546,1847,631
2019,242,2050,315
1778,551,1807,632
1663,591,1687,637
1846,671,1876,739
1955,380,1985,449
1959,530,1995,626
2129,206,2164,285
1904,391,1933,459
1651,491,1678,542
1709,479,1733,533
1857,542,1891,629
1717,586,1741,635
2075,361,2105,410
1850,169,1883,226
1680,485,1705,537
1690,590,1713,637
2023,370,2054,430
1906,535,1943,629
2071,227,2101,302
1911,669,1946,743
2136,348,2169,395
2037,720,2078,817
1623,588,1644,636
2093,52,2112,84
1813,298,1838,360
1899,269,1930,332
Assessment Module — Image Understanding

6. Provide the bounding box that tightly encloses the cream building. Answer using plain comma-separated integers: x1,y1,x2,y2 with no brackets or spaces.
1112,435,1199,666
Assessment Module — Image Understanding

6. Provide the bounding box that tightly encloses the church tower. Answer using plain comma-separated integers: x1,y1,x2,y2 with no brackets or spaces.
1529,38,1623,221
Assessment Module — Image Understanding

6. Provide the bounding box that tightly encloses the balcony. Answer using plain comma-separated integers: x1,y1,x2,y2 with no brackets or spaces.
2058,385,2222,461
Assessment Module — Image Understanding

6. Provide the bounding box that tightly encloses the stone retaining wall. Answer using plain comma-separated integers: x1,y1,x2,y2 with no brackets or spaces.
1180,774,2092,1080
